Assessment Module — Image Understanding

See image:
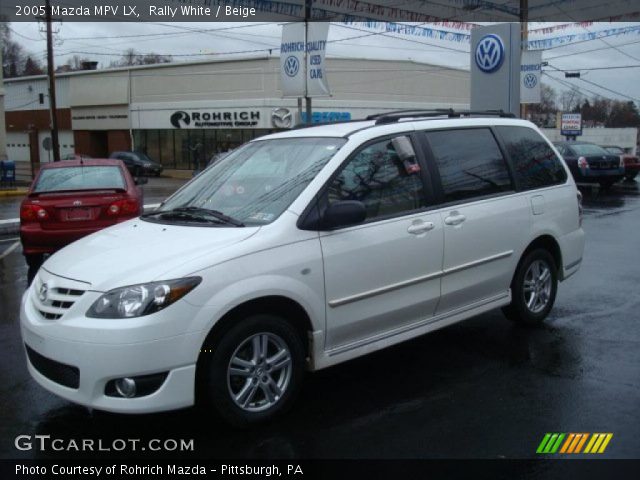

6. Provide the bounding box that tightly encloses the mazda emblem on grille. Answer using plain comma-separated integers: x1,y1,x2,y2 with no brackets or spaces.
38,283,48,302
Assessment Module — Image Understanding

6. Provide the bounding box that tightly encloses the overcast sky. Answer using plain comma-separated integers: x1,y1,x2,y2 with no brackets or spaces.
7,21,640,103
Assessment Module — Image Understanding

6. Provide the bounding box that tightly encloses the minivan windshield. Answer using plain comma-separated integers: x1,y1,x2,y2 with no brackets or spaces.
147,137,346,226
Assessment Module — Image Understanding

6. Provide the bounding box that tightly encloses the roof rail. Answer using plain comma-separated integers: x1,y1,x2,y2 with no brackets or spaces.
291,118,372,130
371,109,516,125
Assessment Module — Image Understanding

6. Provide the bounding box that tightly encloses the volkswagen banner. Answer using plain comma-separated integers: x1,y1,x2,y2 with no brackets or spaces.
280,22,330,97
521,50,542,104
280,23,306,97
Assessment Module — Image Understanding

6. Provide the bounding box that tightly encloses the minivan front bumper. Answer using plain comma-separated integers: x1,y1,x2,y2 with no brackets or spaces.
20,273,204,413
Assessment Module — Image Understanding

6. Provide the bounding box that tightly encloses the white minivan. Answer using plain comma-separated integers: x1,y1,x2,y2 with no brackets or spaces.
21,111,584,425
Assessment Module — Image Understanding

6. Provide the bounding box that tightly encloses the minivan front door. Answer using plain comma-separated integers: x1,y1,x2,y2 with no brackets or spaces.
317,135,443,352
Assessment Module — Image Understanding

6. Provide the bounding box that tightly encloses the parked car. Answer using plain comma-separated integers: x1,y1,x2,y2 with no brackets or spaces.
19,158,146,279
601,145,640,181
21,112,584,426
109,151,163,177
62,153,92,161
553,141,625,188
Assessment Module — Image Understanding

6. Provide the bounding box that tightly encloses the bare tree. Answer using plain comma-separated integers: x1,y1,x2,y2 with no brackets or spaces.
560,87,583,112
1,20,45,78
110,49,173,67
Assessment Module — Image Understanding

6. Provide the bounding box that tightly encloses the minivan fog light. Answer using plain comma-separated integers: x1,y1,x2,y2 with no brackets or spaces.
87,277,201,318
105,372,169,398
115,377,136,398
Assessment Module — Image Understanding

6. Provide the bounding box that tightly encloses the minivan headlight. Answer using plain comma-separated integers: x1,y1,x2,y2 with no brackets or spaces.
87,277,201,318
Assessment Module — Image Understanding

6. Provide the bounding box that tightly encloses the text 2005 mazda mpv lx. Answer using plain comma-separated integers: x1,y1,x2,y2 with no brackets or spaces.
21,111,585,426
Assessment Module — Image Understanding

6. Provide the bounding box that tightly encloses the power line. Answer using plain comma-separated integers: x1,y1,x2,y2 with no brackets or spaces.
545,63,640,102
546,37,640,60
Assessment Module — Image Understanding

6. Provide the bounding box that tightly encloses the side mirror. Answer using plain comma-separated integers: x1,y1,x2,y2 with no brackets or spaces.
134,176,148,186
323,201,366,229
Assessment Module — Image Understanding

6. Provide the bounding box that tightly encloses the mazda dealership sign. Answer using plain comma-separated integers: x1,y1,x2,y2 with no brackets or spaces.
168,110,261,129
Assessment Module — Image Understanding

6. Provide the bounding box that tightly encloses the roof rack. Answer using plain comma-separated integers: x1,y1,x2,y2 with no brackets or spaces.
369,109,516,125
291,118,371,130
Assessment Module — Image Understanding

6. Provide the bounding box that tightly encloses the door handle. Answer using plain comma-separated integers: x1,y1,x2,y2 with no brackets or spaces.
444,213,466,226
407,222,435,234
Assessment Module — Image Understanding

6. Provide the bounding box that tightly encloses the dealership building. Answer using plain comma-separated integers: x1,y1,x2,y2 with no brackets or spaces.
3,56,470,179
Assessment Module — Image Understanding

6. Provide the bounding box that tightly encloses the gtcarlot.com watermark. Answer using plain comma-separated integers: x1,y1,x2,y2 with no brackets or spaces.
15,435,194,452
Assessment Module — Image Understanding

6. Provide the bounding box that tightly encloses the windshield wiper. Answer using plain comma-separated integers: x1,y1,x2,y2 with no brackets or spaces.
174,207,245,227
141,209,224,225
142,206,245,227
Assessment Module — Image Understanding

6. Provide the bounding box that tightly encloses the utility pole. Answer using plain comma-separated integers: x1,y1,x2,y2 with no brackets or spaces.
520,0,528,120
45,0,60,161
304,0,312,125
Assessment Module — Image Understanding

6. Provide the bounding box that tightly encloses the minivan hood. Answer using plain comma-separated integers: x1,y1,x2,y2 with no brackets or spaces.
43,218,259,290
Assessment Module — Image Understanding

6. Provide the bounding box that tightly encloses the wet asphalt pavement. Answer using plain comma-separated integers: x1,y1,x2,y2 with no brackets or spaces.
0,180,639,461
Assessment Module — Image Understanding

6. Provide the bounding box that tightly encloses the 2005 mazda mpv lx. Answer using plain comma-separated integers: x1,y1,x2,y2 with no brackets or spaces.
21,111,585,426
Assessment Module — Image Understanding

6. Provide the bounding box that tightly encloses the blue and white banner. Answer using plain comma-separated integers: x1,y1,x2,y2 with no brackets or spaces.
306,22,331,97
521,50,542,104
280,23,306,97
280,22,331,98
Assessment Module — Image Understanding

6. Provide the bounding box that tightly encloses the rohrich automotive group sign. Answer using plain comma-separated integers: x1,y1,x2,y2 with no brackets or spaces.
169,110,261,128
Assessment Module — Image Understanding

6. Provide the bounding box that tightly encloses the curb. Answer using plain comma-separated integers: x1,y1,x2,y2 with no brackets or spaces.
0,188,28,197
0,203,160,237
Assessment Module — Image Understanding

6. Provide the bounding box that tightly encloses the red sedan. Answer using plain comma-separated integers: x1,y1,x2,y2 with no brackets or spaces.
602,145,640,181
20,158,145,275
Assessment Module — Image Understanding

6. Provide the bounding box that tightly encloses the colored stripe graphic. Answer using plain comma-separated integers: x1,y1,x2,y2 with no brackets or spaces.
540,433,613,454
537,433,552,453
537,433,565,453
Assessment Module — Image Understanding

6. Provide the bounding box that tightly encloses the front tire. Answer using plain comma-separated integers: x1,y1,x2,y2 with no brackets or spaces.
198,314,305,427
503,249,558,326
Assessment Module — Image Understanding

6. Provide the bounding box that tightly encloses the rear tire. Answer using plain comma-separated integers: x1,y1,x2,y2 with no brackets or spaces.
502,249,558,326
198,314,305,427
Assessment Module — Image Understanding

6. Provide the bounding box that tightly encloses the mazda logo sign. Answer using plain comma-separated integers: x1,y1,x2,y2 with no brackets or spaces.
170,111,191,128
271,108,293,128
475,34,505,73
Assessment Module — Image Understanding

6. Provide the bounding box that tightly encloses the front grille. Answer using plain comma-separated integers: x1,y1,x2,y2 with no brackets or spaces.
31,275,86,320
25,345,80,389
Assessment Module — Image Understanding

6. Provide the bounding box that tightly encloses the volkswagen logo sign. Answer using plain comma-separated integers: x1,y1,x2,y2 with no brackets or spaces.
170,111,191,129
73,200,82,206
283,56,300,77
523,73,538,89
475,34,505,73
38,283,49,302
271,108,293,128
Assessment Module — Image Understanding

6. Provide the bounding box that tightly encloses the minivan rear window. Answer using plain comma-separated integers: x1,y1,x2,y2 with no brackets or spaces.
496,126,567,190
426,128,512,203
34,166,126,193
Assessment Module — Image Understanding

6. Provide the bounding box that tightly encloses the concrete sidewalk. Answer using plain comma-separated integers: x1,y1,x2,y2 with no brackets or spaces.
0,188,28,197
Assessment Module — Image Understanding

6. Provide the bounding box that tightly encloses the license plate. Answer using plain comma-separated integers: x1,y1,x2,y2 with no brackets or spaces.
65,208,91,221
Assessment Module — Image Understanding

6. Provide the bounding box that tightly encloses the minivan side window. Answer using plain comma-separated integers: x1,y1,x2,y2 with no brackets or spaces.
426,128,513,203
327,135,427,221
497,126,568,190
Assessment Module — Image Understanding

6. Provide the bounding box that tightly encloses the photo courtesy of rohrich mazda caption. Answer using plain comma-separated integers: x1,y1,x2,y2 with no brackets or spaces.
20,111,584,426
